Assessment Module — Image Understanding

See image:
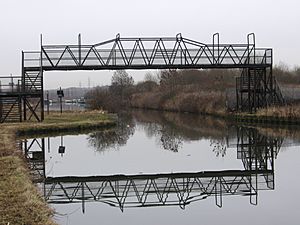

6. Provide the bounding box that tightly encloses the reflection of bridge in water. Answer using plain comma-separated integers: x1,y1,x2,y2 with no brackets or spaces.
22,126,283,212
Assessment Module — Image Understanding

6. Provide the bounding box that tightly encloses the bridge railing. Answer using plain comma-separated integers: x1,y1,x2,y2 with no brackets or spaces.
22,36,272,69
259,48,273,65
0,76,22,94
23,51,41,68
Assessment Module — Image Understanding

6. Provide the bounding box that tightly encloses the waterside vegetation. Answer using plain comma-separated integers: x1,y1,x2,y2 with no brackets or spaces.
86,67,300,124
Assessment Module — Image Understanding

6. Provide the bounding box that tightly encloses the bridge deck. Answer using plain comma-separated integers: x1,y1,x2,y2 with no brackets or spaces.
44,169,273,183
24,63,271,72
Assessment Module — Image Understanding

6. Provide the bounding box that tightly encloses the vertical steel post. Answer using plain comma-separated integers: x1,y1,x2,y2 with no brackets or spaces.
46,91,49,115
247,33,256,113
253,68,257,112
213,33,219,64
47,137,50,153
82,182,85,214
59,87,63,114
78,33,81,66
236,77,239,111
270,49,274,104
42,138,46,180
10,74,13,92
18,94,22,122
264,69,267,107
253,34,256,112
40,34,44,121
22,51,27,121
248,69,251,112
114,49,116,65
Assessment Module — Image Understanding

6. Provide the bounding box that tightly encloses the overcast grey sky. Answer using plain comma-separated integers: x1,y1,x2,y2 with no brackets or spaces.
0,0,299,89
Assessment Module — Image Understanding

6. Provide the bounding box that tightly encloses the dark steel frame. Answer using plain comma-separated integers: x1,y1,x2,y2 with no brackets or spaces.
0,76,22,123
0,33,285,122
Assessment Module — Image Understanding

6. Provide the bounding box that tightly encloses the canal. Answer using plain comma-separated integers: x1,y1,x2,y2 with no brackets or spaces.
23,110,300,225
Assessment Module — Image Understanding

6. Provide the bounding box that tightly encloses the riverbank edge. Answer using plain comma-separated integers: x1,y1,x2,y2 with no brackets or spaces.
130,106,300,126
0,112,117,225
218,112,300,126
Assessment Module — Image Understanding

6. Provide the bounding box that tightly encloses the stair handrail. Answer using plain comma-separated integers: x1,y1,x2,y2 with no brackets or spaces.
261,50,267,65
272,76,286,105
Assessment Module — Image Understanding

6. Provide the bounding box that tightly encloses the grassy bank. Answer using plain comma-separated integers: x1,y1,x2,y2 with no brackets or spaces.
85,68,300,126
131,97,300,126
231,105,300,126
131,90,227,115
17,111,116,137
0,111,116,225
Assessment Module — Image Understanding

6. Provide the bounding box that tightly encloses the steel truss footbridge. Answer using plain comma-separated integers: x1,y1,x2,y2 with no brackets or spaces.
0,33,285,123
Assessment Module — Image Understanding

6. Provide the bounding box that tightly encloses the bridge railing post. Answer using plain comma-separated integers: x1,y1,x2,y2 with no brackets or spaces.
247,33,256,64
78,33,81,66
213,33,220,64
21,51,27,121
40,34,44,121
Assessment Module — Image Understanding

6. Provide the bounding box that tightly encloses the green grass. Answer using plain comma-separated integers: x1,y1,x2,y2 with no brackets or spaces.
43,111,113,123
10,111,116,137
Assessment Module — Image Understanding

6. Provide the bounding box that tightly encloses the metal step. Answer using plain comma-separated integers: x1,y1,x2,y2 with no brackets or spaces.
236,67,286,111
0,97,21,123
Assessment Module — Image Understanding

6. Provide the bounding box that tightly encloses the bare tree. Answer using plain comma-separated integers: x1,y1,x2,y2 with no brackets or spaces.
110,70,134,103
144,72,159,84
111,70,134,89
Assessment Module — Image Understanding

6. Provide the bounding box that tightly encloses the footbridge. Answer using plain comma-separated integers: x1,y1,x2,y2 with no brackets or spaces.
0,33,285,123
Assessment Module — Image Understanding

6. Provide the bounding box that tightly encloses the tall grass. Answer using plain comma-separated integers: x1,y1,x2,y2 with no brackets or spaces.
257,104,300,119
131,89,226,115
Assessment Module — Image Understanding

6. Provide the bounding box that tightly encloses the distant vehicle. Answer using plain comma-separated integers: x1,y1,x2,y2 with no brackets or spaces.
77,98,86,104
65,99,73,104
44,99,53,105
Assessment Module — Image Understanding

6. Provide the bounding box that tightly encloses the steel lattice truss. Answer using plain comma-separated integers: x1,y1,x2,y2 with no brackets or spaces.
23,33,272,71
0,33,281,123
43,171,273,212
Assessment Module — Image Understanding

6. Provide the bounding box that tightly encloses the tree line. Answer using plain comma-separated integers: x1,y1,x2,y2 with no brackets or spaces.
85,65,300,113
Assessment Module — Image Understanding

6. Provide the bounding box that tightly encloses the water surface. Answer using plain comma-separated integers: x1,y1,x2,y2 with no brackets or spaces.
23,111,300,225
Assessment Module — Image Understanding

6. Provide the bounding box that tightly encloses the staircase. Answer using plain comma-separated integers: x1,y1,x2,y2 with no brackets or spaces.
24,71,42,93
239,68,264,92
269,76,285,105
0,96,21,123
236,67,285,112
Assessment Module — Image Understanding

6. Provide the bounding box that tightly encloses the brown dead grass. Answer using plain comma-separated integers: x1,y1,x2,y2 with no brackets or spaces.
257,105,300,119
131,90,227,116
0,156,56,225
0,111,116,225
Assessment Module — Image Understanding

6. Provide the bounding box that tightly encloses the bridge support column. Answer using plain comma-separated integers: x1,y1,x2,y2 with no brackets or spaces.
236,66,284,112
